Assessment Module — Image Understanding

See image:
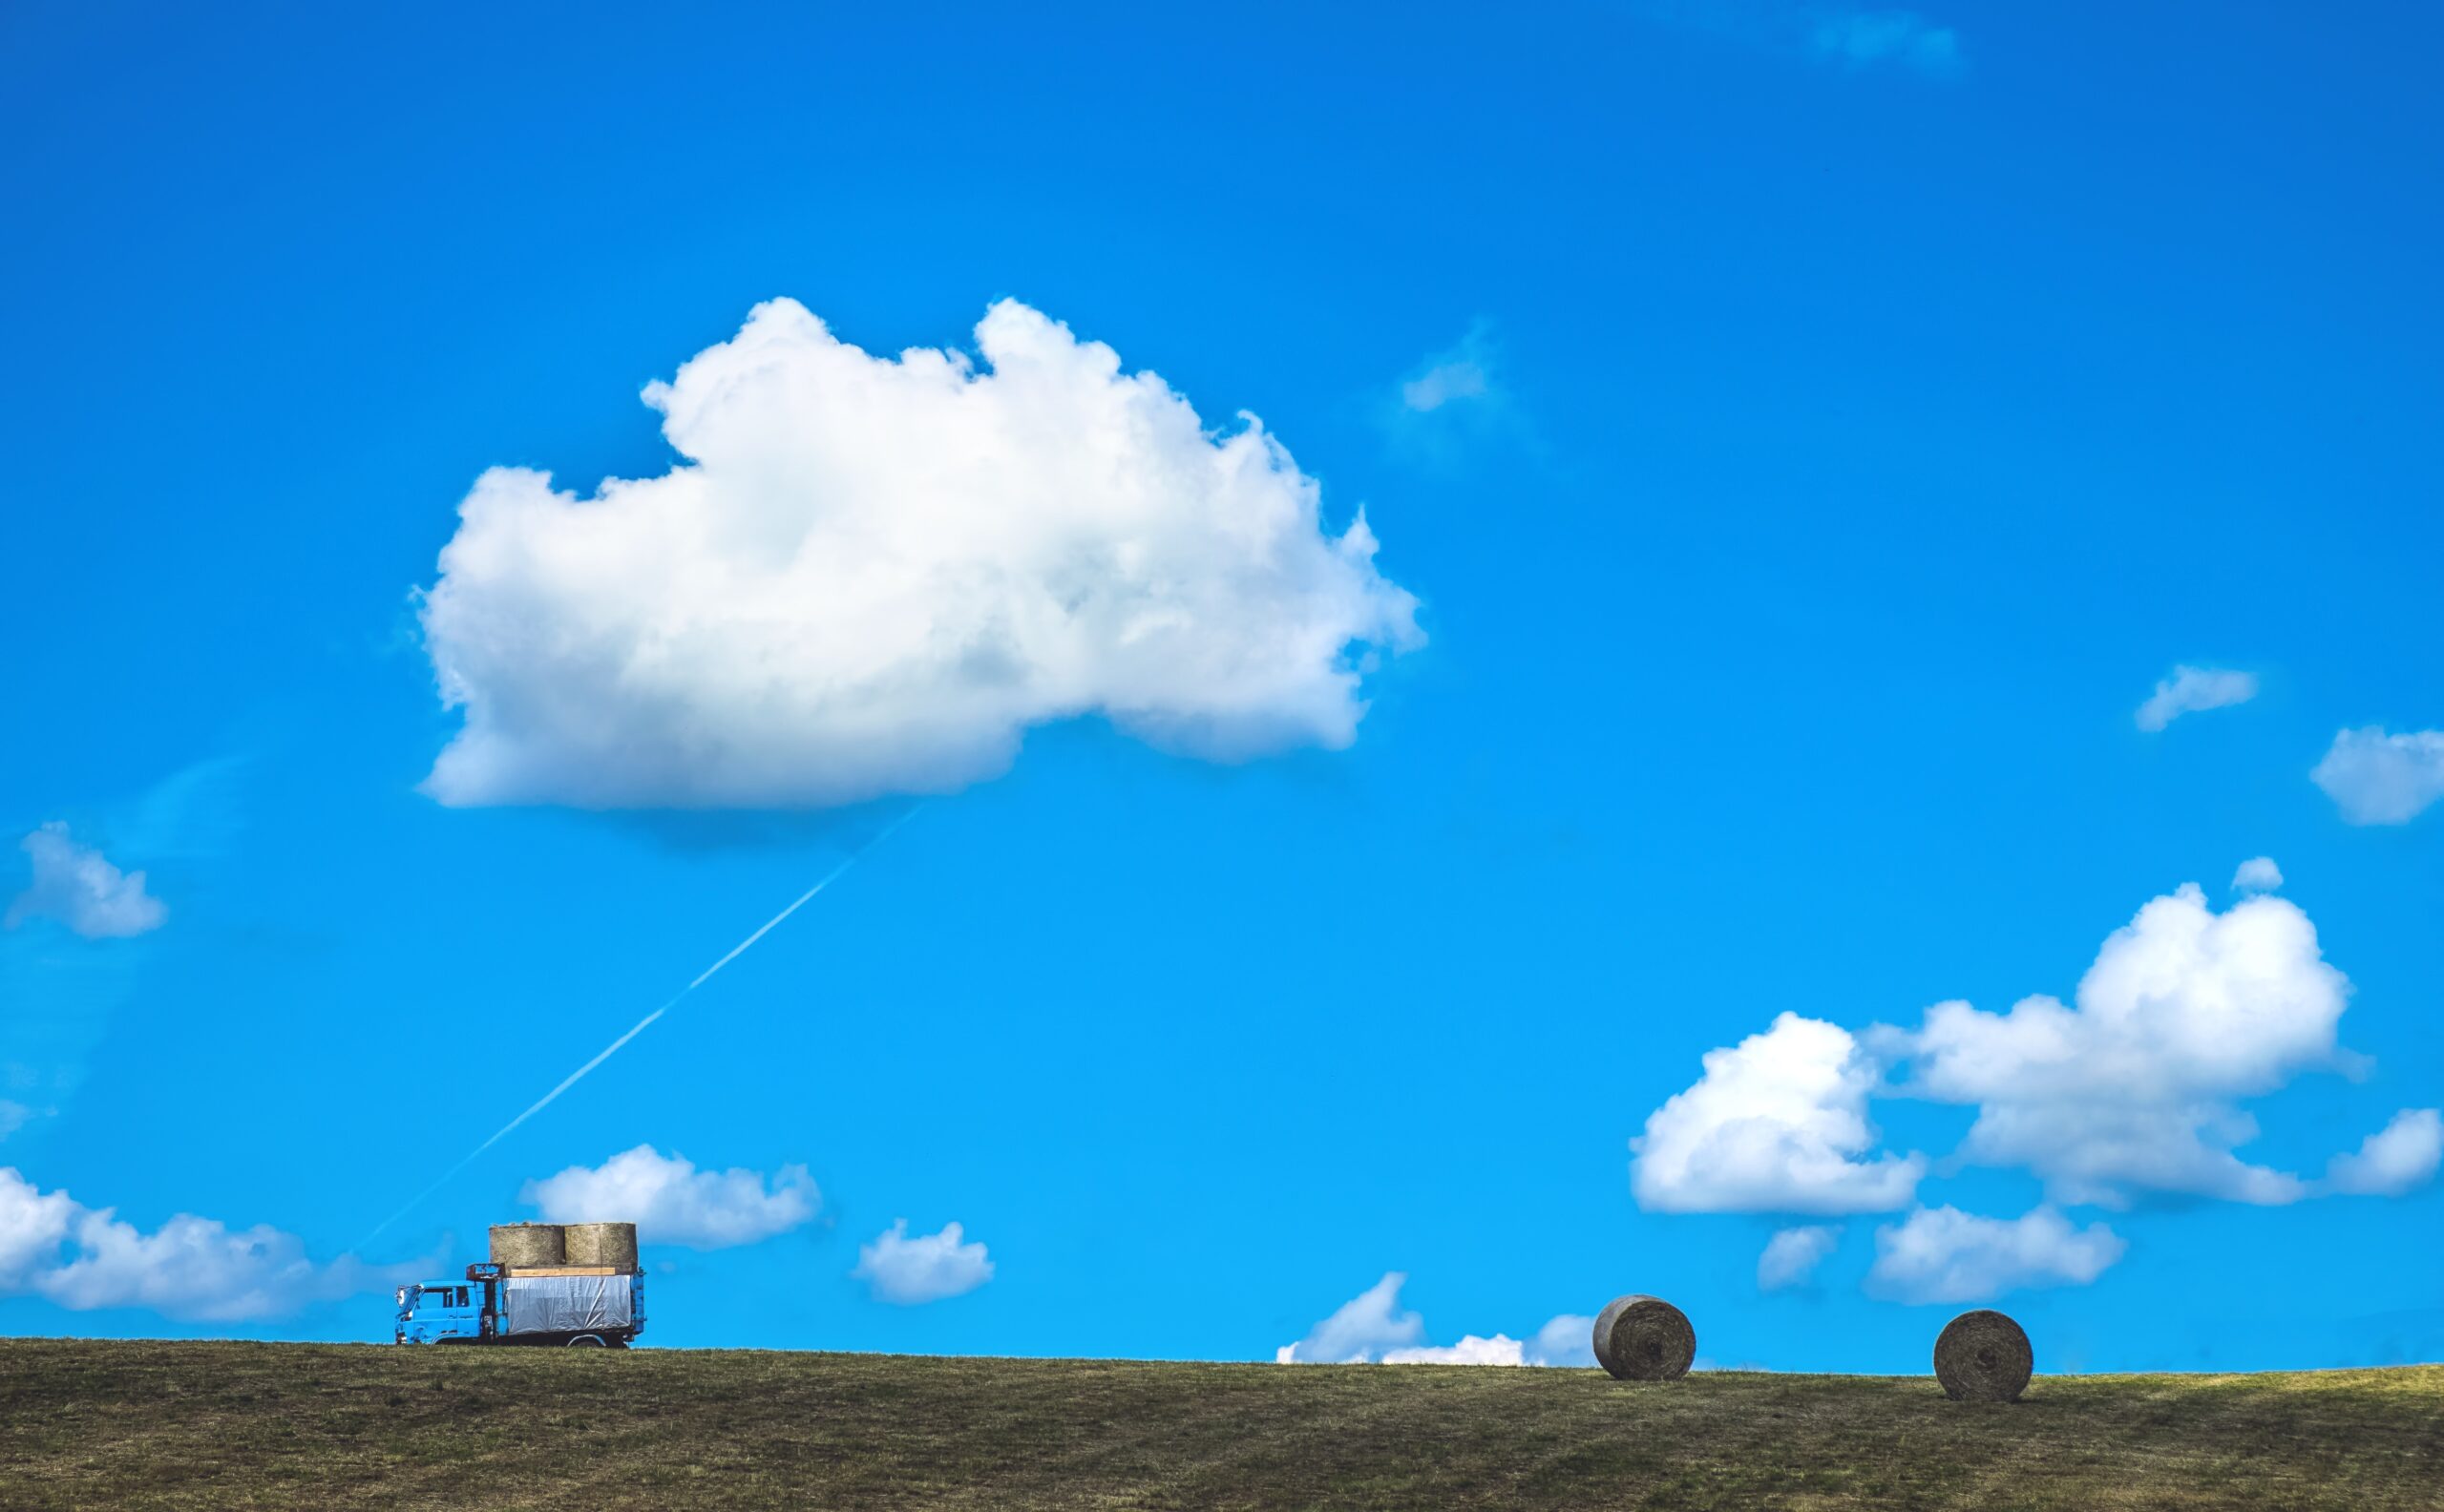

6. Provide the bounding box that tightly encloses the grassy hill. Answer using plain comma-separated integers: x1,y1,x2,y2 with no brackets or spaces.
1,1339,2437,1510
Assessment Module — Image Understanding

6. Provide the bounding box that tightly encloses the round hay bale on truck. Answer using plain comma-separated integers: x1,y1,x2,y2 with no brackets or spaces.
1933,1310,2033,1401
563,1222,639,1270
489,1223,566,1268
395,1221,645,1348
1591,1294,1696,1381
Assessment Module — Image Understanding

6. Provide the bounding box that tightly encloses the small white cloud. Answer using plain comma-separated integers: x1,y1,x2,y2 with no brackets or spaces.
2323,1109,2444,1197
1275,1271,1425,1363
1632,1012,1925,1214
0,1102,28,1142
2311,726,2444,826
520,1145,818,1250
1813,10,1964,75
5,824,166,939
0,1167,415,1321
1382,1334,1526,1366
852,1219,993,1305
1866,1206,2125,1304
2135,665,2259,732
417,298,1422,811
2231,856,2284,893
1526,1312,1597,1368
1758,1224,1843,1291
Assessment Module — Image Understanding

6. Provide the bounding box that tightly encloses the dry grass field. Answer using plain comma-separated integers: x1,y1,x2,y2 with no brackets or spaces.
1,1338,2436,1510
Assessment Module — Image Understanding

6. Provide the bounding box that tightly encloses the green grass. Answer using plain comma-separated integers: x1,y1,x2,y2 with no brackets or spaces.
1,1339,2437,1510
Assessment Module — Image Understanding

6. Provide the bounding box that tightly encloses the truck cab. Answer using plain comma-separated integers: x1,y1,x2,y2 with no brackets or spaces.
394,1280,485,1345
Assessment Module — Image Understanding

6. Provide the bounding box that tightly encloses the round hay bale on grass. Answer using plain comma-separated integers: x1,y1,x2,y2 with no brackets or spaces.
490,1223,565,1268
563,1221,639,1271
1934,1310,2033,1402
1591,1294,1696,1381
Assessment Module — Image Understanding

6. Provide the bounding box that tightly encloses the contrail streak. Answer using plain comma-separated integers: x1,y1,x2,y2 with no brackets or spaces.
360,807,921,1248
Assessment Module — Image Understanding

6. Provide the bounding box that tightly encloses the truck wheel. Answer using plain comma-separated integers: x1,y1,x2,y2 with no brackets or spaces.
567,1334,608,1348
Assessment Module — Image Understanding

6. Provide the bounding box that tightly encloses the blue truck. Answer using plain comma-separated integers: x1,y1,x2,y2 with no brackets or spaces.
394,1221,646,1348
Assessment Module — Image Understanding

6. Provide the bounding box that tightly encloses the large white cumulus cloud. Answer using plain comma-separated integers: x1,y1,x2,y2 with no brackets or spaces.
520,1145,818,1250
417,298,1423,809
1885,885,2351,1207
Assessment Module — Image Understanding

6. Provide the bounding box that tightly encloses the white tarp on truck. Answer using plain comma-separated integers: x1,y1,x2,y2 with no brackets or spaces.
501,1275,635,1335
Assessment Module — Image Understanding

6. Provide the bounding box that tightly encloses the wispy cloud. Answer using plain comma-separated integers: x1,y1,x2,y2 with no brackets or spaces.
1383,320,1529,466
1,760,246,1141
2135,665,2259,732
5,824,166,940
1810,10,1963,76
1759,1225,1842,1290
1400,329,1498,414
1867,1206,2125,1303
1633,3,1968,79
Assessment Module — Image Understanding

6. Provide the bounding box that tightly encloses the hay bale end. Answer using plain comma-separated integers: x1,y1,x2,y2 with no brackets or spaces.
488,1223,566,1269
1591,1294,1696,1381
1933,1310,2033,1401
562,1221,640,1272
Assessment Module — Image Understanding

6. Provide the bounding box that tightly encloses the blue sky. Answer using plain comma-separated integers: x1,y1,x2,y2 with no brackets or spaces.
3,0,2439,1371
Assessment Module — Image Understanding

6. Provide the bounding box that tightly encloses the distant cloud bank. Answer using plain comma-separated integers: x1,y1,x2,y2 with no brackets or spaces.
5,824,165,939
416,298,1422,810
2135,665,2258,732
1275,1271,1591,1366
0,1167,412,1321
